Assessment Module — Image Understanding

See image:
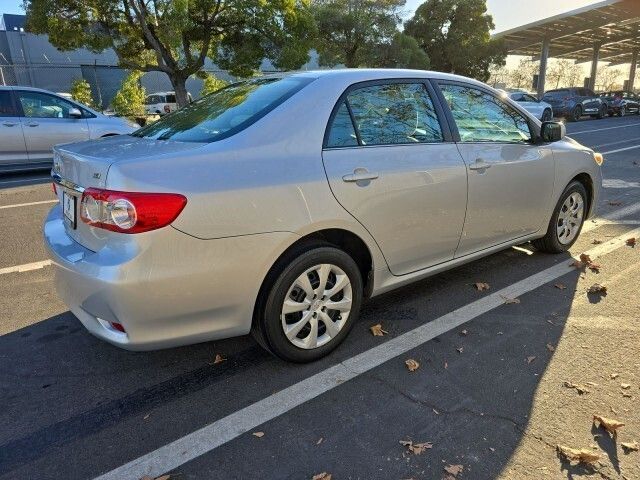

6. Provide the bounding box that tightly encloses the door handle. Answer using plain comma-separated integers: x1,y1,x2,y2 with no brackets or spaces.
2,121,17,127
26,122,39,127
342,169,379,182
468,159,492,171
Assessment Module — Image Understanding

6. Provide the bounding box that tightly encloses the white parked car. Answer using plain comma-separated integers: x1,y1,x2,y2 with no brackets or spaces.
144,91,193,115
506,90,554,121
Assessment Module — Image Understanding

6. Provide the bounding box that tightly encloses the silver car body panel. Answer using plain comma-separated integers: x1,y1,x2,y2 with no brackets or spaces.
44,69,602,350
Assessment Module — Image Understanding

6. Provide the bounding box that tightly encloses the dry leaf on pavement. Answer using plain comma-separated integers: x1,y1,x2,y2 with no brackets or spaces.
443,464,464,476
526,356,537,364
501,295,521,304
621,441,639,453
312,473,332,480
546,343,556,352
370,324,388,336
593,415,625,435
587,284,607,295
611,373,620,379
587,263,601,273
474,282,490,291
592,239,603,245
580,253,592,264
556,445,601,464
555,283,567,290
316,437,323,445
460,329,468,336
399,439,433,455
213,354,226,364
405,359,420,372
626,237,636,247
456,347,463,354
608,200,623,206
563,381,590,395
621,384,631,389
252,431,264,438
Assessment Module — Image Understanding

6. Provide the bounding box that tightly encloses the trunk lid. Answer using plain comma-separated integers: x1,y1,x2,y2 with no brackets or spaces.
53,135,204,251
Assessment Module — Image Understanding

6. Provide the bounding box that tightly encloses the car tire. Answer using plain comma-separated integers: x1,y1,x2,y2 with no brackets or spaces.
568,106,582,122
532,181,588,253
619,106,626,117
252,243,363,362
541,109,552,122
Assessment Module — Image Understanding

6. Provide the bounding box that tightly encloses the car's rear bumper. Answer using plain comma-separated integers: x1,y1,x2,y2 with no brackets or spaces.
44,205,294,350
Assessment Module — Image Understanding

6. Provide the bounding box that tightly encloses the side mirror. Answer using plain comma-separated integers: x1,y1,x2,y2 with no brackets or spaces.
68,107,82,119
540,121,565,142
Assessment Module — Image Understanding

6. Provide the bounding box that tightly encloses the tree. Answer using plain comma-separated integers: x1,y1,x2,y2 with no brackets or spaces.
508,58,539,90
199,72,229,97
111,71,146,119
373,32,430,69
312,0,405,68
546,59,583,89
405,0,506,81
70,78,96,108
487,64,509,87
597,65,622,91
25,0,315,107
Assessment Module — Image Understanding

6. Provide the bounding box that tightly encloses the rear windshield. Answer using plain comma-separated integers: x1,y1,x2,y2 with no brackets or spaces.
132,77,314,143
543,90,571,99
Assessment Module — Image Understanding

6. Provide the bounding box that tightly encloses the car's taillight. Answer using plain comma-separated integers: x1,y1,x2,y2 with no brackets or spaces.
80,188,187,234
52,182,57,195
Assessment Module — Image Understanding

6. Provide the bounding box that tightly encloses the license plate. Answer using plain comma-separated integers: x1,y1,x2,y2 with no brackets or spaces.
63,191,76,229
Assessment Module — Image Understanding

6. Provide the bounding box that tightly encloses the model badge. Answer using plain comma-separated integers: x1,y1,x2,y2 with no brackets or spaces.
93,173,101,179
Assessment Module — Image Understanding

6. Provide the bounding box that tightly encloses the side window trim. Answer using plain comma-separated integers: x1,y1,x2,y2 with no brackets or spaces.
433,79,538,145
344,98,362,146
323,78,453,149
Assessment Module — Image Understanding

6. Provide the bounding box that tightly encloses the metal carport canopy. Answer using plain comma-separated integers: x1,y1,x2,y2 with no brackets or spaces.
493,0,640,95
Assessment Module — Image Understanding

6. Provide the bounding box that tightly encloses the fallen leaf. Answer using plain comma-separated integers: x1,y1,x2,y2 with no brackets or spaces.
312,473,332,480
557,445,601,464
399,439,433,455
456,347,463,354
405,359,420,372
546,343,556,352
443,464,464,477
621,441,639,453
593,415,625,435
587,263,601,273
489,447,495,452
608,201,623,206
474,282,490,291
143,413,150,420
444,361,448,369
580,253,592,264
611,373,620,379
213,354,226,364
621,384,631,390
501,294,521,304
622,392,632,398
626,237,636,247
587,283,607,295
555,283,567,290
252,431,264,438
460,329,468,336
370,324,388,336
563,381,590,395
316,437,323,445
527,356,537,364
571,260,586,270
592,239,603,245
433,408,440,415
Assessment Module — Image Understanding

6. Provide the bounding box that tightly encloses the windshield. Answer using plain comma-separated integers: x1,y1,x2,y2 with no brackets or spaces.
132,77,314,143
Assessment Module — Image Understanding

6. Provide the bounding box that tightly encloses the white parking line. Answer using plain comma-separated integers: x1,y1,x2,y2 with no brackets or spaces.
0,260,52,275
0,199,58,210
570,122,640,135
94,227,640,480
602,144,640,155
582,200,640,233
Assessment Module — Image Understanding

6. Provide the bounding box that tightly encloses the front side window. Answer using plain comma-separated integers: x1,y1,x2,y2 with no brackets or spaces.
343,83,443,146
440,84,532,143
0,91,17,116
18,91,77,119
133,76,313,143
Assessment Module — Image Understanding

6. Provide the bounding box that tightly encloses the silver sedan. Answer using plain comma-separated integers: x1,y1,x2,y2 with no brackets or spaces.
44,69,603,362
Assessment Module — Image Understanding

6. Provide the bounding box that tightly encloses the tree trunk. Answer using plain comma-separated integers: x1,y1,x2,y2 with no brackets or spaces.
169,74,190,108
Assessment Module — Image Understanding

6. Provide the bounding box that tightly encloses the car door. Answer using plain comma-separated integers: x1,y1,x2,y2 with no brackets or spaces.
436,82,555,256
322,80,468,275
0,89,28,168
581,89,601,115
16,90,90,165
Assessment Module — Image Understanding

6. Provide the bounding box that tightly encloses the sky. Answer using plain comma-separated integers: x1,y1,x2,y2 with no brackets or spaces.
1,0,603,32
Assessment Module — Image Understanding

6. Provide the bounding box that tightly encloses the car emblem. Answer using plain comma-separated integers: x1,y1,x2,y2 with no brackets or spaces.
93,173,101,179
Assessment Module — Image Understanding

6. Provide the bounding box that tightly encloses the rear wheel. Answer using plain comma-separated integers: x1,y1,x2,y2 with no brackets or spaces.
532,181,587,253
252,244,363,362
596,105,607,119
619,106,626,117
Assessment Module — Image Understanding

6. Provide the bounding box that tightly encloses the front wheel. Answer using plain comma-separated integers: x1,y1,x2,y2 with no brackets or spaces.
252,245,363,362
619,106,626,117
568,106,582,122
532,181,588,253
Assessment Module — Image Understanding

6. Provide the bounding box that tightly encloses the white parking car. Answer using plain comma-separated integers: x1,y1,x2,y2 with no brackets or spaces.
506,90,554,121
144,91,193,115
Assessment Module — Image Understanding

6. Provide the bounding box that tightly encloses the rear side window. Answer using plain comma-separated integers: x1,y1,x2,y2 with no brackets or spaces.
327,83,443,147
543,90,570,99
0,91,17,116
133,77,313,143
326,102,358,147
440,83,532,143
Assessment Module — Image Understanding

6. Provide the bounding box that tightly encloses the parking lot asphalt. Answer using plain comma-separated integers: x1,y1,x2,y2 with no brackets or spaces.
1,115,639,480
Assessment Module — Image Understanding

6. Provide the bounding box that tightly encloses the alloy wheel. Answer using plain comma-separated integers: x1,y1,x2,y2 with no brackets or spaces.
280,263,353,349
556,192,584,245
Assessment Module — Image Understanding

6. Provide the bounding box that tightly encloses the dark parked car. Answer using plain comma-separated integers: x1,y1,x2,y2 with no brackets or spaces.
598,91,640,116
542,88,607,122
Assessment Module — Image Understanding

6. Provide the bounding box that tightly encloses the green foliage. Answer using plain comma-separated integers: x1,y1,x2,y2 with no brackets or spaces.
200,73,229,97
313,0,405,68
405,0,506,81
24,0,315,106
70,78,96,108
111,71,146,118
373,32,430,69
